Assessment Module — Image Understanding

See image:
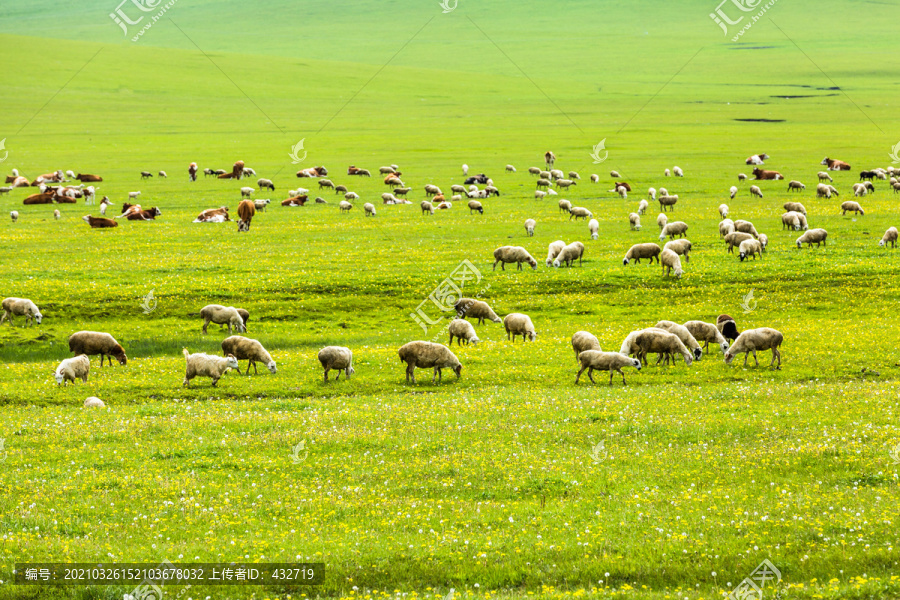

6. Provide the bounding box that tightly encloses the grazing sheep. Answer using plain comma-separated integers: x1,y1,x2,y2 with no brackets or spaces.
524,218,536,236
758,233,769,251
1,297,42,326
796,228,828,248
128,191,140,200
657,213,668,231
503,313,537,342
659,221,688,240
318,179,335,190
610,170,620,178
393,187,411,197
462,164,469,176
421,201,434,215
738,173,747,181
655,320,703,360
183,348,239,387
506,164,516,172
140,171,153,179
534,190,547,200
455,298,502,324
528,166,541,176
660,248,683,278
398,341,462,384
568,171,580,180
749,185,763,198
734,219,759,238
553,241,585,267
816,183,834,198
729,186,737,199
53,209,60,220
536,178,551,190
254,199,271,211
632,328,693,366
576,350,641,385
673,166,684,177
546,240,566,266
781,212,802,231
658,195,678,211
616,185,628,199
817,171,833,182
550,169,564,180
493,246,537,270
468,200,484,214
724,232,753,253
364,202,376,216
54,354,90,385
84,397,105,408
638,199,648,215
68,331,127,366
339,200,353,212
317,346,354,381
571,331,601,361
10,210,18,223
629,212,641,231
589,218,600,240
568,207,592,221
221,336,276,375
664,238,692,262
683,320,729,354
783,201,806,215
664,168,671,177
716,314,741,342
451,184,466,195
719,218,735,238
658,187,668,197
254,178,274,191
840,200,864,215
424,184,443,197
558,199,572,213
590,174,599,182
623,243,661,265
448,319,481,346
739,238,763,261
719,204,729,219
724,328,783,368
879,226,898,248
852,183,868,197
787,180,805,192
200,305,246,335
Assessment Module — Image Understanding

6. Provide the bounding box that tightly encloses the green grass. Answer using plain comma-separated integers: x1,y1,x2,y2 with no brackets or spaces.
1,1,899,598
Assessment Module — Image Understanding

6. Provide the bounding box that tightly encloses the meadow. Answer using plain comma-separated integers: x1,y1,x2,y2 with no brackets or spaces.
1,1,900,599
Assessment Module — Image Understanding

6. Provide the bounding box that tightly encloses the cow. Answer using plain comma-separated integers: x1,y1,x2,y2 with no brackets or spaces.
83,215,118,228
296,166,328,178
32,170,64,185
189,162,198,182
232,160,245,180
545,151,556,167
745,153,769,165
126,207,162,221
22,192,55,205
75,174,103,182
193,207,230,222
237,199,255,232
281,195,308,207
464,174,489,185
347,166,361,175
822,157,851,171
752,168,783,180
612,181,632,192
9,176,30,188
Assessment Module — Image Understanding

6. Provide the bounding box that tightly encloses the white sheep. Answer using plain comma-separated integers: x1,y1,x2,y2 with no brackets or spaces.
524,218,536,236
725,232,754,253
663,238,691,262
796,228,828,248
733,219,759,238
738,238,762,261
455,298,502,324
749,185,763,198
629,212,641,231
623,243,661,265
719,204,728,218
54,355,90,385
254,199,271,211
638,199,648,215
781,212,801,231
576,350,641,385
724,328,783,368
783,201,806,215
571,331,601,360
658,187,668,197
448,319,481,346
493,246,537,270
568,207,593,221
128,191,141,200
654,320,703,360
318,346,354,381
816,183,833,198
534,190,547,200
616,185,628,199
503,313,536,342
421,201,434,215
199,305,246,335
553,241,585,267
182,348,239,387
660,248,683,278
879,226,898,248
221,336,277,375
648,187,656,201
558,199,572,213
657,213,668,231
682,320,729,354
240,186,255,198
468,200,483,214
840,200,864,215
84,397,105,408
589,218,599,240
659,221,688,240
398,341,462,384
664,168,671,177
719,218,735,238
610,170,620,178
506,164,516,172
462,164,468,176
54,209,61,220
673,166,684,177
364,203,376,216
10,210,18,223
758,233,768,252
729,186,737,200
630,328,693,366
1,297,42,326
590,174,599,182
738,173,747,181
546,240,566,266
339,200,353,212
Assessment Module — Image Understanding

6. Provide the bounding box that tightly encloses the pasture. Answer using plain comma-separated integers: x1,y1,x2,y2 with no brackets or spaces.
1,1,899,599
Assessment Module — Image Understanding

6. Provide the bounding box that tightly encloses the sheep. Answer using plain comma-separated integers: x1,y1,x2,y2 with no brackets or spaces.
528,166,541,176
568,171,581,180
99,198,111,215
253,199,271,211
657,213,668,231
733,219,759,238
84,397,105,408
610,170,620,178
140,171,153,179
658,187,668,197
719,218,735,238
749,185,763,198
660,248,683,278
424,184,442,197
738,173,747,181
468,200,484,214
616,185,628,199
683,320,729,354
364,202,376,216
200,305,246,335
398,341,462,384
852,183,868,197
550,169,564,180
879,226,898,248
493,246,537,270
787,180,805,192
558,199,572,213
571,331,602,361
556,179,577,190
0,187,11,196
524,218,536,236
664,168,671,177
673,166,684,177
724,327,783,368
53,209,60,220
462,164,468,176
716,314,741,342
783,201,806,215
315,197,328,204
536,178,552,190
781,211,802,231
816,183,834,198
796,228,828,248
546,240,566,266
240,186,255,198
638,199,648,215
629,212,641,231
659,221,688,240
648,187,657,201
339,200,353,212
503,313,537,342
68,331,127,366
589,218,599,240
318,179,335,190
658,195,678,211
840,200,864,215
623,243,661,265
717,204,729,219
221,336,276,375
448,319,481,346
554,241,585,267
758,233,769,251
506,164,516,172
128,191,140,200
632,328,693,366
739,238,763,261
729,186,737,200
183,348,239,387
654,320,703,360
817,171,833,182
576,350,641,385
724,232,753,253
455,298,502,325
421,201,434,215
568,207,593,221
10,210,18,223
590,174,599,182
54,355,90,386
1,297,42,326
664,238,692,262
317,346,354,381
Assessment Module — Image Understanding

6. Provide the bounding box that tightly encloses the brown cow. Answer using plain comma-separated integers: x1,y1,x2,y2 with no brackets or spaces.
612,181,632,192
83,215,118,228
752,168,783,180
745,153,769,165
296,166,328,178
23,192,55,205
821,157,851,171
232,160,245,180
237,199,255,232
126,207,162,220
188,162,198,182
545,151,556,167
9,176,30,188
75,174,103,182
281,195,308,207
193,207,230,222
347,165,360,175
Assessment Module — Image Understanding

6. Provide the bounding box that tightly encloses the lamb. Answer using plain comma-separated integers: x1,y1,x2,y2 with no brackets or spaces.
553,241,585,267
576,350,641,385
589,218,599,240
221,336,277,375
610,170,620,178
648,187,656,200
638,199,648,215
240,186,255,198
317,346,354,381
339,200,353,212
503,313,537,342
506,164,516,172
455,298,502,324
879,226,898,248
199,304,247,335
524,218,536,236
733,219,759,238
664,238,692,262
729,186,737,199
558,199,572,213
840,200,864,215
796,228,828,248
10,210,18,222
571,331,602,360
719,204,729,218
534,190,547,200
590,174,599,182
68,331,127,366
724,232,753,253
493,246,537,271
448,319,481,346
658,195,678,211
716,314,741,342
739,238,763,261
364,203,376,216
657,213,668,231
724,327,783,368
660,248,684,278
398,341,462,384
421,201,434,215
738,173,747,181
683,320,729,354
783,201,806,215
468,200,484,214
787,180,805,192
183,348,239,387
673,166,684,177
659,221,688,240
254,199,271,211
654,320,703,360
749,185,763,198
1,297,43,326
818,171,833,182
128,191,140,200
54,355,90,385
546,240,566,266
781,211,802,231
629,213,641,231
816,183,834,198
623,243,661,265
719,218,735,238
631,328,693,366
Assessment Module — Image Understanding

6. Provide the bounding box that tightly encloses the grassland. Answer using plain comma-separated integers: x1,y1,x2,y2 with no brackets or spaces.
1,1,899,599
